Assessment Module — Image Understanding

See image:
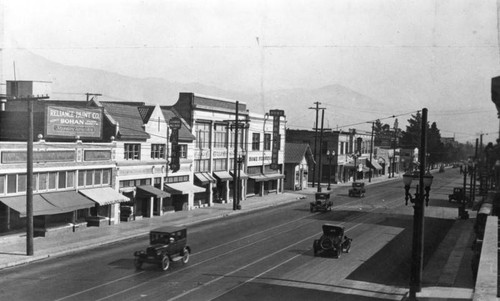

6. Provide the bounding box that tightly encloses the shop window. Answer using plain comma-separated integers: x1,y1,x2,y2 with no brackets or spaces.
58,171,66,189
213,159,227,171
165,175,189,183
124,144,141,160
40,173,49,191
151,144,166,159
86,170,93,186
0,175,5,194
102,169,110,185
18,174,27,193
78,171,85,187
195,159,210,172
94,170,102,185
67,171,75,188
7,174,16,193
48,172,57,190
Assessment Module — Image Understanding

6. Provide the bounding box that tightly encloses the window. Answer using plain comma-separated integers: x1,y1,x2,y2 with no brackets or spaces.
229,129,244,149
40,173,49,191
58,171,66,189
178,144,187,158
124,144,141,160
165,175,189,183
214,124,227,148
102,170,110,185
252,133,260,151
151,144,166,159
0,175,5,194
67,171,75,188
7,174,16,193
48,172,57,190
86,170,93,186
213,159,227,171
195,123,211,149
264,134,271,150
195,159,210,172
18,174,27,193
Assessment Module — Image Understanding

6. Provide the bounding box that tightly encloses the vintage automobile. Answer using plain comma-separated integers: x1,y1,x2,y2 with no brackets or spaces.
310,191,333,212
313,224,352,258
133,226,191,271
348,182,366,197
448,187,469,203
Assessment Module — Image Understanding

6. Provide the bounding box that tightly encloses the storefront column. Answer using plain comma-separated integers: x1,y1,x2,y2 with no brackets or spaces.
148,196,154,217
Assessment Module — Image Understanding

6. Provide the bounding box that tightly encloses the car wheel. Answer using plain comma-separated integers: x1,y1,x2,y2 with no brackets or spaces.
134,258,142,270
181,247,190,264
160,256,170,271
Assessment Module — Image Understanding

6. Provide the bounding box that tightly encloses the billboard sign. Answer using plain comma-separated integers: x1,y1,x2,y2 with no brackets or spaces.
45,106,103,139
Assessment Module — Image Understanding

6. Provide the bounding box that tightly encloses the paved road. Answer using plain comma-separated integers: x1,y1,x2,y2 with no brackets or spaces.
0,170,472,301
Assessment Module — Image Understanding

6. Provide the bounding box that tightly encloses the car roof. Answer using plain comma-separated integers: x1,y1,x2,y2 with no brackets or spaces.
322,223,344,230
150,226,186,233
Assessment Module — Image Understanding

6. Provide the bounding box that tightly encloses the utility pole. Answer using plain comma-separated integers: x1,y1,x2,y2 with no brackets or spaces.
233,101,239,211
369,122,374,182
392,119,399,178
309,102,325,188
316,109,326,192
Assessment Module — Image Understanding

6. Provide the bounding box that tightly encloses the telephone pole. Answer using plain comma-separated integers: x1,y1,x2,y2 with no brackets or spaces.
309,102,325,188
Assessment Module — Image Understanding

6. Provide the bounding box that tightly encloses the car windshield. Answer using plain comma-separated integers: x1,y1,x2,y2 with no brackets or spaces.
150,233,170,244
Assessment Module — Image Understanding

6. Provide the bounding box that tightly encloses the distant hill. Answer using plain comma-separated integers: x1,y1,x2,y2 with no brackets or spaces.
2,49,385,133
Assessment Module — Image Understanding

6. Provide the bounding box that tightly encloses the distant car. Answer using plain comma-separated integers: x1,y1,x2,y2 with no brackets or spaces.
133,226,191,271
313,224,352,258
348,182,365,197
310,191,333,212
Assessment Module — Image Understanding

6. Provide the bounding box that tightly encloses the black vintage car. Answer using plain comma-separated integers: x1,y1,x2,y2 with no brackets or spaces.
310,191,333,212
134,226,191,271
313,224,352,258
348,182,366,197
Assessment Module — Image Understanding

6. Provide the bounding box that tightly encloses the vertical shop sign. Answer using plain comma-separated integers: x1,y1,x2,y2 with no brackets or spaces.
269,109,284,170
169,117,181,172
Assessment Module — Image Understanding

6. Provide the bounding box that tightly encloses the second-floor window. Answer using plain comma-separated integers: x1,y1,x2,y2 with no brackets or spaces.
252,133,260,151
151,144,166,159
178,144,188,158
214,124,227,148
125,144,141,160
196,123,211,149
264,133,271,150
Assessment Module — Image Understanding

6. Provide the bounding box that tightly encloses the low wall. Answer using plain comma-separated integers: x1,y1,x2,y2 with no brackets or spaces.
473,215,498,301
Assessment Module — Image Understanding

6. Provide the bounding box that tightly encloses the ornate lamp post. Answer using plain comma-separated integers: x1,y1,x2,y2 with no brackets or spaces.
403,108,431,300
326,150,335,190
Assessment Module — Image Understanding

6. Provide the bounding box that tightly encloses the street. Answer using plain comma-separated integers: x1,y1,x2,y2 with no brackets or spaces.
0,170,468,301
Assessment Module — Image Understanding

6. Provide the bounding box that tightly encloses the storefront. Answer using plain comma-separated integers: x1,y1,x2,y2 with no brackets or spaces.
213,171,232,203
0,190,95,236
164,181,206,210
193,172,216,207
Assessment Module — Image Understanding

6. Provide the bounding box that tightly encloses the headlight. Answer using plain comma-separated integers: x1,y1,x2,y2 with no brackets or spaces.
156,250,162,256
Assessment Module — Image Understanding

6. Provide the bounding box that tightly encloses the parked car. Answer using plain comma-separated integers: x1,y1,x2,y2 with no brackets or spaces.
310,191,333,212
348,182,366,197
313,224,352,258
133,226,191,271
449,187,470,204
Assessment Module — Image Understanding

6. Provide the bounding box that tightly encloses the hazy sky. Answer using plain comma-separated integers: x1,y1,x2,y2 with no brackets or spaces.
2,0,500,143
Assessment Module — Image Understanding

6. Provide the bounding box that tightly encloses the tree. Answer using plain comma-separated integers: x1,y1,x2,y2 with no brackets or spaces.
400,111,425,149
427,122,443,169
373,119,392,147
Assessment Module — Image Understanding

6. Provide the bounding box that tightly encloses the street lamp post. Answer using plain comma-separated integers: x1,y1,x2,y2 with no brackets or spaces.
326,150,335,190
236,155,245,210
403,108,430,300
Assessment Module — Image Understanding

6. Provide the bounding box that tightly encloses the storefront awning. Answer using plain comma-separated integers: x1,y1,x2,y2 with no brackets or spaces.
42,191,95,212
248,173,268,182
164,182,206,195
136,185,171,198
213,171,233,182
264,173,285,181
229,170,249,179
1,191,95,217
79,187,130,206
0,194,60,217
367,159,383,170
194,172,216,185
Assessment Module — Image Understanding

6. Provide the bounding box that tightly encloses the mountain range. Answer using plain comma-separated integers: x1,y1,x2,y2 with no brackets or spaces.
2,49,387,133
